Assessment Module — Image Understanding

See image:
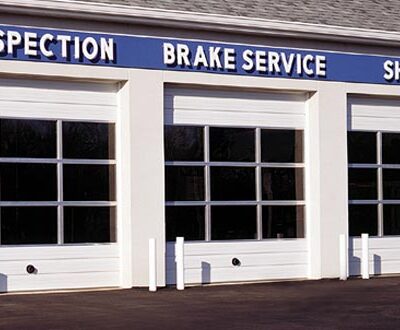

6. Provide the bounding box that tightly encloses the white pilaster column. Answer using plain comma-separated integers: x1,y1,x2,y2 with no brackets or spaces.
306,83,349,279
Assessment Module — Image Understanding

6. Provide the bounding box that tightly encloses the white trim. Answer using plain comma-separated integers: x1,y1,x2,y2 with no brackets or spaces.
1,0,400,46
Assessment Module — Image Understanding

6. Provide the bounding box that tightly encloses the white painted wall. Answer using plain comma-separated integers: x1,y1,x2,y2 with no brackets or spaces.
130,70,166,287
166,240,308,284
306,84,349,279
1,57,400,291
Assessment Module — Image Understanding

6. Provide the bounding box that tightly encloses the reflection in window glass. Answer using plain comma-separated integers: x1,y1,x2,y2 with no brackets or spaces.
1,207,57,244
262,206,304,238
63,122,115,159
165,166,204,201
0,119,56,158
349,204,378,236
165,126,203,161
211,167,256,201
64,164,116,201
261,129,303,163
64,207,116,243
262,168,303,200
0,163,57,201
383,205,400,236
383,133,400,164
348,168,377,200
166,206,205,241
211,206,257,240
210,127,255,162
383,169,400,200
348,131,376,164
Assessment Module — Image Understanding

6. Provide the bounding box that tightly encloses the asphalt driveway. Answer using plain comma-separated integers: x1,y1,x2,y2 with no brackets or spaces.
0,277,399,329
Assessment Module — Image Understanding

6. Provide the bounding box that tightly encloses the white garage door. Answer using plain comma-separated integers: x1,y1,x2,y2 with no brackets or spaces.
348,96,400,276
0,77,120,292
165,87,308,285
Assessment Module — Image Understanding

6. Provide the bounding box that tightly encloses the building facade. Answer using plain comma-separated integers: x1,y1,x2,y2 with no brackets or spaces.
0,0,399,292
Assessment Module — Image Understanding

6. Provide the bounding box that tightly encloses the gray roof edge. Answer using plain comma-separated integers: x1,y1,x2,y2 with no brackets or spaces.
2,0,400,46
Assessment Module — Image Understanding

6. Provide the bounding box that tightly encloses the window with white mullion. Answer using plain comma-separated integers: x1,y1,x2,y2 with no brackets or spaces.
165,124,305,241
0,118,117,245
348,130,400,237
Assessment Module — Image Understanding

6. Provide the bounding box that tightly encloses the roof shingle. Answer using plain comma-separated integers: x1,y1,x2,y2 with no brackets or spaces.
74,0,400,33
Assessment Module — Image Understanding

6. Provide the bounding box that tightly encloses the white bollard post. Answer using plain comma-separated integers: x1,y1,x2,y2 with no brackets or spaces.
176,237,185,290
339,234,347,280
149,238,157,292
361,233,369,280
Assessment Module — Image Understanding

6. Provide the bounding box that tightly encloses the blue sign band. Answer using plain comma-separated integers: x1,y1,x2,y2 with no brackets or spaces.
0,24,399,85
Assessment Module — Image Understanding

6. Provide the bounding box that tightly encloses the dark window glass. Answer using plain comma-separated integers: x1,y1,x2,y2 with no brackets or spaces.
211,206,257,240
165,166,204,201
262,168,303,201
166,206,205,241
63,122,115,159
348,169,377,200
165,126,203,161
210,127,255,162
64,164,116,201
348,204,378,236
261,129,303,163
383,205,400,236
1,207,57,244
64,207,116,243
210,167,255,201
0,163,57,201
262,206,305,239
383,133,400,164
383,169,400,200
0,119,56,158
347,131,376,164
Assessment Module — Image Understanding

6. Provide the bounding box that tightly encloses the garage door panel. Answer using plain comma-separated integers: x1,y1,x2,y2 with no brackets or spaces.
348,97,400,277
165,87,306,128
5,272,120,292
0,77,120,292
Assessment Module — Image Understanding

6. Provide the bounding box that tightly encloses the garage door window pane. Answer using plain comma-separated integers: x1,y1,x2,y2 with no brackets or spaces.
1,207,57,244
64,207,116,243
64,164,116,201
349,204,378,236
262,168,303,200
348,168,377,200
165,166,204,201
382,133,400,164
383,205,400,235
261,129,303,163
348,131,376,164
0,119,56,158
210,127,255,162
63,122,115,159
211,206,257,240
166,206,205,241
262,206,304,239
165,126,203,161
383,169,400,200
0,163,57,201
211,167,256,201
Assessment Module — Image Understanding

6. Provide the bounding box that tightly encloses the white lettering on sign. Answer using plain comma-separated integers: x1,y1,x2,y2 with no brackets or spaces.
383,60,400,81
162,42,327,77
0,29,114,61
